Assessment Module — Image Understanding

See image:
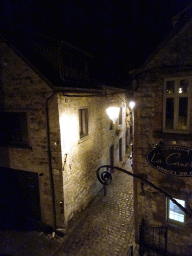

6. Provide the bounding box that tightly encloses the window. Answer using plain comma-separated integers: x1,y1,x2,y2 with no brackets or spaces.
109,145,114,166
167,198,186,224
125,130,128,152
109,120,113,130
0,112,29,146
119,137,122,162
79,108,88,138
109,144,114,173
164,77,191,132
119,107,122,125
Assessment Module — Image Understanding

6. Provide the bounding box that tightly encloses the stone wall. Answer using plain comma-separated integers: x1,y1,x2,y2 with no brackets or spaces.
132,20,192,253
57,92,127,225
0,41,63,227
0,40,128,229
133,74,192,253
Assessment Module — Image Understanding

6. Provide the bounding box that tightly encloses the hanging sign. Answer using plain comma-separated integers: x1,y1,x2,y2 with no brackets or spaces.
146,146,192,177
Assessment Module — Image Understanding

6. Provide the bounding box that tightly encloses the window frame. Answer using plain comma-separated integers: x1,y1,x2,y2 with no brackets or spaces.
79,108,89,139
166,198,186,226
163,77,191,134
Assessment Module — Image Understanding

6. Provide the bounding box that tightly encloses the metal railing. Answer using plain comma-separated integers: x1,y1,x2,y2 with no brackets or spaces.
127,245,133,256
139,219,167,256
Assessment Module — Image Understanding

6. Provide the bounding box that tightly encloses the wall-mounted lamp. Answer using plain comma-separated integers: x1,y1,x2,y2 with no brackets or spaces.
129,101,135,109
106,106,120,123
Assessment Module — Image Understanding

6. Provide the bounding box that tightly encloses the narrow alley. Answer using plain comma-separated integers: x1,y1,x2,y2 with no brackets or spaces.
0,159,135,256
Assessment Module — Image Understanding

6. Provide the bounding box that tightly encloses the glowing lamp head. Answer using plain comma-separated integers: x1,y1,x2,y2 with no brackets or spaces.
129,101,135,109
178,87,183,93
106,107,120,123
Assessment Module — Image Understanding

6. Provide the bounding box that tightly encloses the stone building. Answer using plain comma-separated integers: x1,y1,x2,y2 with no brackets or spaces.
0,34,128,231
131,6,192,255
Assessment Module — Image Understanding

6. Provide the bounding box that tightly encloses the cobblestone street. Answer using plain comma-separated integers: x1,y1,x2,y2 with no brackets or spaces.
55,160,135,256
0,159,135,256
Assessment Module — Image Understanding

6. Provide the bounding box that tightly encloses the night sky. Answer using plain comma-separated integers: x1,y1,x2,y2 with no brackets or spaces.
0,0,192,84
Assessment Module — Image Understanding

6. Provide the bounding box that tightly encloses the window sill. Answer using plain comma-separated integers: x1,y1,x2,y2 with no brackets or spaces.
78,135,92,144
166,220,186,231
163,129,189,134
153,131,192,141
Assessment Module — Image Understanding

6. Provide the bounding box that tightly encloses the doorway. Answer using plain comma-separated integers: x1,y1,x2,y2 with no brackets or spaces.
0,167,41,230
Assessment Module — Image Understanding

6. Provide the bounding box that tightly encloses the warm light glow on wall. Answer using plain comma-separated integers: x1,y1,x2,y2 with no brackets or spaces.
106,107,120,123
59,113,78,154
129,101,135,109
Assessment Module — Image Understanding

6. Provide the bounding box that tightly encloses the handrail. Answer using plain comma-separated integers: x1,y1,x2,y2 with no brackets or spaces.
96,165,192,218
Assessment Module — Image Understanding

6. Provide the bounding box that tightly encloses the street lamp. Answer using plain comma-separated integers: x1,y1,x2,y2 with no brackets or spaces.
129,101,135,109
106,106,120,123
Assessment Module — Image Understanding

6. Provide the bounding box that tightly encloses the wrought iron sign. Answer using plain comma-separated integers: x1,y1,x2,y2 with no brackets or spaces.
146,145,192,177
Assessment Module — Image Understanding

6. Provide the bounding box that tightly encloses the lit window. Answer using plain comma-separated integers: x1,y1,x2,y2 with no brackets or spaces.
0,112,29,146
79,108,88,138
164,77,190,132
167,198,186,223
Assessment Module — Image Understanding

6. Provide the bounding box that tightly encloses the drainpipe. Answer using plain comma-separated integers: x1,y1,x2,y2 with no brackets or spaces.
45,91,57,235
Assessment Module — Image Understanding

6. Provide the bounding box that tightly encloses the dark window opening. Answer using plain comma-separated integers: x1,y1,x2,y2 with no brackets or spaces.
164,78,190,132
179,80,189,93
109,144,114,173
79,108,88,138
125,130,128,151
119,137,122,162
178,97,188,130
0,112,29,146
165,98,174,129
166,80,175,94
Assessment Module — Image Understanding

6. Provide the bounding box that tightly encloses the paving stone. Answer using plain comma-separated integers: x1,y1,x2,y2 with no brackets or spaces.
53,159,135,256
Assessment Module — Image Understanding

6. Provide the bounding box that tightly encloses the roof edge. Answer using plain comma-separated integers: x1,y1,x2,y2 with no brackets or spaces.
35,32,94,58
130,16,192,77
0,34,56,90
53,86,103,93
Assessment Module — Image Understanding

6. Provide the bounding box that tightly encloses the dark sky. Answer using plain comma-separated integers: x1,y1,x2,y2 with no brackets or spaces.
0,0,192,83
